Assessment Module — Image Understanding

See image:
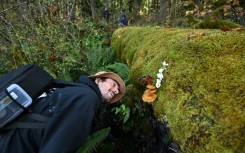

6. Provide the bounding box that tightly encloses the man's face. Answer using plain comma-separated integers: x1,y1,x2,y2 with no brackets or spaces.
95,78,120,103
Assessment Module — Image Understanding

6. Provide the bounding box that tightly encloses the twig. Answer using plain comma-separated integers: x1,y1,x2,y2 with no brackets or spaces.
0,16,23,49
0,30,12,43
0,2,27,13
68,0,76,21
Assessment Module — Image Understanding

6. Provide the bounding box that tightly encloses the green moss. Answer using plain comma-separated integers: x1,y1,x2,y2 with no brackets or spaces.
111,27,245,153
194,19,244,29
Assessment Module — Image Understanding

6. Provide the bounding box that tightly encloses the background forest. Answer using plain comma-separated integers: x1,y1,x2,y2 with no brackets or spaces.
1,0,244,76
0,0,244,153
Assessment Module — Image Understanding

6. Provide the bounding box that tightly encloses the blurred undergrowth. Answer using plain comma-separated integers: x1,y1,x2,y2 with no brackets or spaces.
0,14,129,82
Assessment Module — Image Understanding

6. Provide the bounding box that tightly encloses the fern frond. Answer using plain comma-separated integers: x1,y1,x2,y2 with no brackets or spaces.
105,62,130,84
76,127,111,153
87,47,116,73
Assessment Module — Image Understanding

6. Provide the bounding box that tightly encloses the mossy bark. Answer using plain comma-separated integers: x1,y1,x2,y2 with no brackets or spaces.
111,27,245,153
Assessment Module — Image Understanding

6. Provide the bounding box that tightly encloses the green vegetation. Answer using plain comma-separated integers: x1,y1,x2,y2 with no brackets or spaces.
111,27,245,153
1,1,245,152
111,103,130,123
77,127,111,153
194,19,245,29
0,19,128,81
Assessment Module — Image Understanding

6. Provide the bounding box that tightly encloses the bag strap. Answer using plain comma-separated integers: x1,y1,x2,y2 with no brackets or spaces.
4,122,47,129
2,113,49,130
52,79,90,88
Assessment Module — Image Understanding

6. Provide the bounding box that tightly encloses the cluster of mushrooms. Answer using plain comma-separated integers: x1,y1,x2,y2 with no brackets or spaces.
142,84,158,103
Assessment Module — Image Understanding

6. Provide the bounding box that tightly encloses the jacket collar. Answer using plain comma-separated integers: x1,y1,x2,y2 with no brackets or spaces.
78,75,102,101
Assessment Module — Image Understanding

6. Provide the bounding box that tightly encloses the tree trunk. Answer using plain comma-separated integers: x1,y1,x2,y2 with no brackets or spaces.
168,0,176,25
158,0,170,24
134,0,141,22
128,0,133,13
69,0,76,21
158,0,164,21
90,0,97,20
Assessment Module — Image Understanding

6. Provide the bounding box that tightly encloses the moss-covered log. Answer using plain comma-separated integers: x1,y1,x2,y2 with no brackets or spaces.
111,27,245,153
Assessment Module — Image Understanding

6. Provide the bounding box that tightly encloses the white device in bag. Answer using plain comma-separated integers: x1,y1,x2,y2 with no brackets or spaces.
0,84,32,128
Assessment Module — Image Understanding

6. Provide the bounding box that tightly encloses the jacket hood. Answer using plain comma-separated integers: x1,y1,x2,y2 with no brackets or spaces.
78,75,102,102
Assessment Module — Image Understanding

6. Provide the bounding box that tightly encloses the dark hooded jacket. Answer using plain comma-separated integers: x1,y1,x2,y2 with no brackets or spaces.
0,76,102,153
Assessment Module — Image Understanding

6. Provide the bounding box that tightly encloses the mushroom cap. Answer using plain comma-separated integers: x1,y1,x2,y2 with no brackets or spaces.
145,84,157,93
146,84,156,89
142,90,158,103
149,88,157,93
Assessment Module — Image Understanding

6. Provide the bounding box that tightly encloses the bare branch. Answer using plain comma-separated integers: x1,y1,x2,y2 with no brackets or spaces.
0,2,27,14
0,16,23,49
0,30,12,43
68,0,76,21
0,16,14,43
